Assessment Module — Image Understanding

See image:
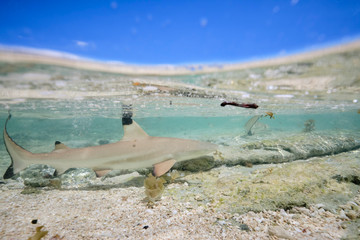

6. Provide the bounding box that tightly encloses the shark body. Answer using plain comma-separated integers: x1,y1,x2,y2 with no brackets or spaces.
3,113,217,177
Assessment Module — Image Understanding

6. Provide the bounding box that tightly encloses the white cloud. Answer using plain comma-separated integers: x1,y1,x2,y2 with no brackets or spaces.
23,28,32,34
200,18,208,27
17,27,33,40
291,0,299,6
162,19,171,27
273,6,280,13
75,41,89,47
278,49,287,56
110,1,117,9
0,44,82,60
74,40,96,50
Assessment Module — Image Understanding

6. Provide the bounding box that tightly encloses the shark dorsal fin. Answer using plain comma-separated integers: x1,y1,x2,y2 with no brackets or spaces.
53,141,70,151
122,120,149,141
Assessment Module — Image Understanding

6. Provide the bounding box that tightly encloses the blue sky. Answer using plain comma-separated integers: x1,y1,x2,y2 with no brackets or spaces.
1,0,360,64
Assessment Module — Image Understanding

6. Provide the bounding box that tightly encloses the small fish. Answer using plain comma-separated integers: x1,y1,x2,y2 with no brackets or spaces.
264,112,275,119
358,109,360,114
132,82,144,86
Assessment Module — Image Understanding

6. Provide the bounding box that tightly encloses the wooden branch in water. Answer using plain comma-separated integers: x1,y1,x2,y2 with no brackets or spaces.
220,101,259,109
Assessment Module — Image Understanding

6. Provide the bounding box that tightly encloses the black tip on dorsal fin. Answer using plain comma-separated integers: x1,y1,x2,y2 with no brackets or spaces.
53,141,70,151
5,110,12,127
7,110,11,120
122,118,133,126
122,104,133,126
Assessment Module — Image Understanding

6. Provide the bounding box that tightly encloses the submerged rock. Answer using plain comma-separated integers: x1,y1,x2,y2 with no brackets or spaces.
15,164,56,187
303,119,316,132
1,131,358,189
20,187,43,195
219,132,360,166
60,168,96,188
268,226,292,240
167,150,360,214
173,156,215,172
69,172,146,190
101,169,136,179
58,168,145,190
332,174,360,186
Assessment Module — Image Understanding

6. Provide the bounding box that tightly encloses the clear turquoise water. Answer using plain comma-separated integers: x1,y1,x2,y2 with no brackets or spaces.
0,69,359,178
1,106,359,152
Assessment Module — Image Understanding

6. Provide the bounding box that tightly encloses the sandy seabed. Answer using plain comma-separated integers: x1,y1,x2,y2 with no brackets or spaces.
0,183,351,240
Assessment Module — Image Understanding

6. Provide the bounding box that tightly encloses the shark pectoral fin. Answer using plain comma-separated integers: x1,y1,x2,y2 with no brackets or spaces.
153,159,176,177
53,141,70,151
95,169,112,177
122,120,149,141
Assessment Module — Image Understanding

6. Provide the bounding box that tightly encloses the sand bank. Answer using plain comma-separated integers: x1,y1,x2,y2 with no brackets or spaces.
1,40,360,76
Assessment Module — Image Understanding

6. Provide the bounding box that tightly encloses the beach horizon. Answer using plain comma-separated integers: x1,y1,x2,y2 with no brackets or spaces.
1,39,360,76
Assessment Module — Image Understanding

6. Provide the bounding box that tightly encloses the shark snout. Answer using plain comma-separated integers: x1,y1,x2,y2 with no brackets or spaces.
199,141,218,152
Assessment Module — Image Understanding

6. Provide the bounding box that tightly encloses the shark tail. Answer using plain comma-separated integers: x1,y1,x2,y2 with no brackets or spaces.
3,111,34,178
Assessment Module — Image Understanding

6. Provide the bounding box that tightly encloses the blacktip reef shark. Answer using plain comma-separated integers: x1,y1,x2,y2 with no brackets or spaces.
3,112,217,178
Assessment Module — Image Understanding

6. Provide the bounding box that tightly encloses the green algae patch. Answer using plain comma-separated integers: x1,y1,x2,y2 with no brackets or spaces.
144,173,166,203
21,187,42,195
28,226,48,240
178,150,360,214
173,156,216,172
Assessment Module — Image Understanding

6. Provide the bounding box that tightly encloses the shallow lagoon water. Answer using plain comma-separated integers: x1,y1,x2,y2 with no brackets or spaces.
0,95,359,177
0,47,360,239
1,98,358,147
0,54,359,179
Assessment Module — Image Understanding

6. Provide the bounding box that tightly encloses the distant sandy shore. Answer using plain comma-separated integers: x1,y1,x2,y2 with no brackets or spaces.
1,40,360,76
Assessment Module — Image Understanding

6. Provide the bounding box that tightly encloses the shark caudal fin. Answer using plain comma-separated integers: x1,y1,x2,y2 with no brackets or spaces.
3,111,33,178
